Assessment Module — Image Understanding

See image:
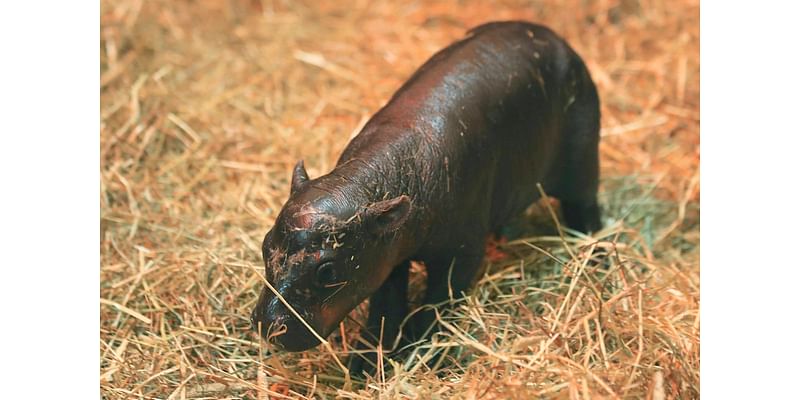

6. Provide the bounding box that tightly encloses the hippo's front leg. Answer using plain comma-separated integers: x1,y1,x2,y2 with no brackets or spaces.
408,246,486,342
348,260,410,377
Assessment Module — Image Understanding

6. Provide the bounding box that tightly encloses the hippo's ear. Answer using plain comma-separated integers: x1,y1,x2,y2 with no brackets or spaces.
362,195,411,236
291,160,310,194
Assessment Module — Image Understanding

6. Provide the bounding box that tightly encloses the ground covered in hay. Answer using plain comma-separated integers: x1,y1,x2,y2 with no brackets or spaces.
100,0,699,398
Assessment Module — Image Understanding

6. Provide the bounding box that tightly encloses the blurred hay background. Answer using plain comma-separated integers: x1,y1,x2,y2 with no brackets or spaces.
100,0,699,398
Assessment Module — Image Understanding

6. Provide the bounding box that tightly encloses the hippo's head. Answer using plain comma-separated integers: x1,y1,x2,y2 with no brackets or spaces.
250,160,411,351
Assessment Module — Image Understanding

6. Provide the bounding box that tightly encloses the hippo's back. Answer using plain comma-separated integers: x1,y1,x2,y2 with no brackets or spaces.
339,21,597,243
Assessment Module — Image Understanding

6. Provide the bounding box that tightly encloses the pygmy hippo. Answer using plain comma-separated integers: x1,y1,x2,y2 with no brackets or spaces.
250,21,601,368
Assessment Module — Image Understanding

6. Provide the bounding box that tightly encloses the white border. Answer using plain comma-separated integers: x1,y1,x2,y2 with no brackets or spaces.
702,1,800,398
0,2,99,398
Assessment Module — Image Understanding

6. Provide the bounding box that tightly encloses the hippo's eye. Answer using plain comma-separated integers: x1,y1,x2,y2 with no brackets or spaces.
315,262,338,288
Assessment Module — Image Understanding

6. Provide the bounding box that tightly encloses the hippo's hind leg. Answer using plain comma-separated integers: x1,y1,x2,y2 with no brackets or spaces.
561,199,601,234
348,260,410,377
553,68,602,234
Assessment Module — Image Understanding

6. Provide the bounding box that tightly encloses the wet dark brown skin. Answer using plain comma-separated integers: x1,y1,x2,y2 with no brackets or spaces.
251,21,601,366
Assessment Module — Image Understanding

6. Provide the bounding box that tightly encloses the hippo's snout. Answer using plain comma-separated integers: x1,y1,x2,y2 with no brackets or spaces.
250,287,323,352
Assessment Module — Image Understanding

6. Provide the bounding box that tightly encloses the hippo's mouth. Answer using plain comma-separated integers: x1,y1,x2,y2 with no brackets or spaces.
254,318,325,352
250,287,334,352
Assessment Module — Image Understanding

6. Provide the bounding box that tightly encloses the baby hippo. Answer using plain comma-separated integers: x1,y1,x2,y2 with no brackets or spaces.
250,21,601,367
